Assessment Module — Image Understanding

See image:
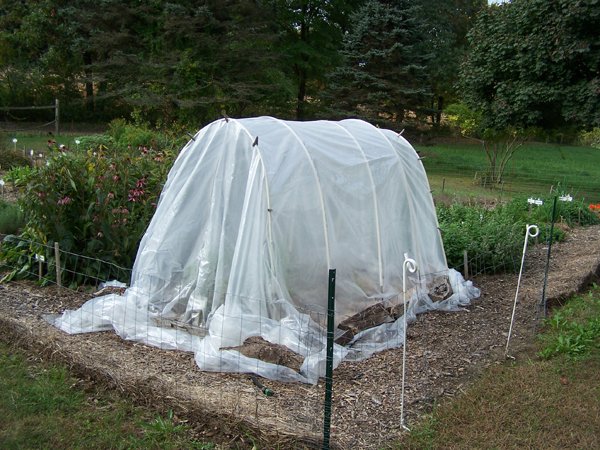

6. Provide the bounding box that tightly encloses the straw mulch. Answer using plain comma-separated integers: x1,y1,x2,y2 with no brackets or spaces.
1,225,599,449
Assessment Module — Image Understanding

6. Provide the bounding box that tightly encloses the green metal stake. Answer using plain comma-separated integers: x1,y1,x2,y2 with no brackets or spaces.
322,269,336,450
540,196,558,318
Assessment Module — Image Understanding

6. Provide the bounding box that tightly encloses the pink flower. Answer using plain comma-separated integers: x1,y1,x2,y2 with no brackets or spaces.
128,188,145,202
57,196,72,206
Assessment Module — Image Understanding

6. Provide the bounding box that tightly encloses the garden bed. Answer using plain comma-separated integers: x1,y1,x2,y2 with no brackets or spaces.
0,225,599,449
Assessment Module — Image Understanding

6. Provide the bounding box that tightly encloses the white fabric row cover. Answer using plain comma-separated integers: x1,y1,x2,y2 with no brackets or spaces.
53,117,480,383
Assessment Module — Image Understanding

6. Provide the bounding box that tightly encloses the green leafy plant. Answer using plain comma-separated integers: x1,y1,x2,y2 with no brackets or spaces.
438,194,599,273
0,147,32,170
0,201,24,234
3,164,36,186
579,128,600,149
141,409,188,442
539,287,600,359
1,123,182,284
0,232,43,283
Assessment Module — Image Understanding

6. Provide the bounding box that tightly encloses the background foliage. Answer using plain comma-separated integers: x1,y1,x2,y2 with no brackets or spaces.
0,123,184,283
0,0,486,129
460,0,600,133
438,195,600,272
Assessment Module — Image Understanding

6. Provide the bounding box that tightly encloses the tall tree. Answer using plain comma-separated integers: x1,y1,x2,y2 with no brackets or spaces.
268,0,359,120
1,0,297,125
326,0,433,127
418,0,486,125
460,0,600,131
0,0,86,119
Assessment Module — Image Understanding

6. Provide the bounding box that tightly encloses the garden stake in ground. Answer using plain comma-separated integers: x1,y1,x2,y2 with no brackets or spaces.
506,224,539,357
401,253,417,431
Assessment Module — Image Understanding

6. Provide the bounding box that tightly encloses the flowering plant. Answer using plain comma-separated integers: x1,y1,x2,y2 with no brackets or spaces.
4,124,182,284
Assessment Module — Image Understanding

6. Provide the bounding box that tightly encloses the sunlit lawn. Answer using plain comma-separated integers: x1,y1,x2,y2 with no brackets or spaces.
418,142,600,204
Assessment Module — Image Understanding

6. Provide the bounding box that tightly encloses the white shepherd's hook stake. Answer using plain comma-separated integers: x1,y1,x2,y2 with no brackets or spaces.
505,224,539,357
401,253,418,431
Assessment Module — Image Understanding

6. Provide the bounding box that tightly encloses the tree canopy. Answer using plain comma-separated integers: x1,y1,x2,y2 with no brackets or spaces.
6,0,595,136
460,0,600,131
326,0,432,125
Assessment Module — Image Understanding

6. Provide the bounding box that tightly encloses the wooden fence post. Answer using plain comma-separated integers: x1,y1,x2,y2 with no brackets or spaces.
463,250,469,279
54,242,62,287
54,98,60,136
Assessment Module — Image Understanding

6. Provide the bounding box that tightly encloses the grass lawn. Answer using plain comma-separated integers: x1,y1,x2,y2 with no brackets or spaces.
4,131,600,203
0,342,214,449
418,142,600,204
396,284,600,450
1,130,102,158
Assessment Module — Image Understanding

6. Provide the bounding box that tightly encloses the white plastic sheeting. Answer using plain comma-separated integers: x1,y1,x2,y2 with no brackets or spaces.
52,117,479,384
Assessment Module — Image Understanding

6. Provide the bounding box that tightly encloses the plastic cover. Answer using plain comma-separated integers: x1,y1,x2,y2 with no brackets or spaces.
52,117,479,384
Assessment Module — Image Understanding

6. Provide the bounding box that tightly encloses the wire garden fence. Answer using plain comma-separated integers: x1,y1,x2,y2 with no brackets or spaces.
0,232,550,449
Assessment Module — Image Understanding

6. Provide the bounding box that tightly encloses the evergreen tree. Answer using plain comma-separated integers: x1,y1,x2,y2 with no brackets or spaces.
326,0,433,127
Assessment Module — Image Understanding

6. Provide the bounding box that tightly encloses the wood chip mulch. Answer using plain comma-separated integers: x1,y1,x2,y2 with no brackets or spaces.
1,225,599,449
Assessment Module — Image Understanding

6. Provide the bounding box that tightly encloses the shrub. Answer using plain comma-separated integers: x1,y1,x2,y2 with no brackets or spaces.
438,202,525,272
579,128,600,149
71,134,115,151
107,118,185,151
438,195,599,274
0,201,24,235
1,123,181,284
0,147,32,170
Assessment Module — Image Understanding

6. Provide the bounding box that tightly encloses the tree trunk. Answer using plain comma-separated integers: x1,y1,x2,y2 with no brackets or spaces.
436,95,443,125
296,12,309,121
83,52,94,113
296,67,307,120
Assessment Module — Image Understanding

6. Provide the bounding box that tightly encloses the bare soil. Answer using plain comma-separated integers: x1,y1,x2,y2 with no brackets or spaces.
1,225,599,449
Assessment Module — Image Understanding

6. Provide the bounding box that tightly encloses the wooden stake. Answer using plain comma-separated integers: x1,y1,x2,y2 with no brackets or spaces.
54,242,62,287
54,98,60,136
463,250,469,279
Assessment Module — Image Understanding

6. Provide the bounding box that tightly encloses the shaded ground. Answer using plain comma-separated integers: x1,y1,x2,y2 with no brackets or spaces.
0,225,599,449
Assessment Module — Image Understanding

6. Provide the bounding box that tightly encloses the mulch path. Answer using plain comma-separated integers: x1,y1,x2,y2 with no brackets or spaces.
1,225,599,449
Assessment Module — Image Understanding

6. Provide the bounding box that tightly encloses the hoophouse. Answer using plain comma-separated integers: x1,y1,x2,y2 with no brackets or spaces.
53,117,479,383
